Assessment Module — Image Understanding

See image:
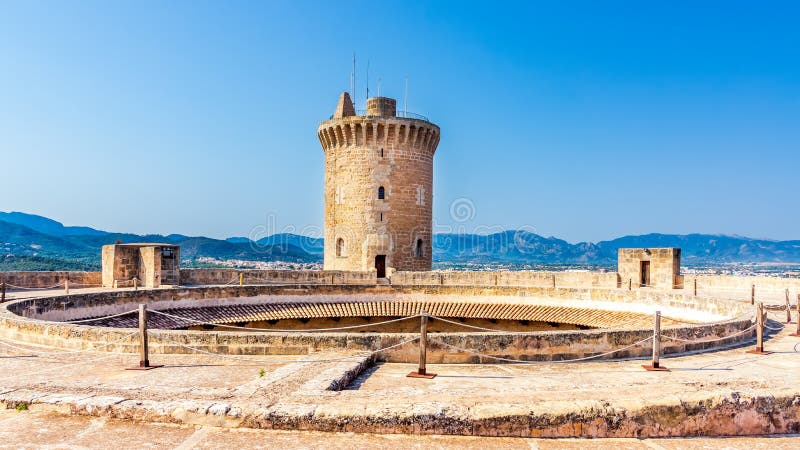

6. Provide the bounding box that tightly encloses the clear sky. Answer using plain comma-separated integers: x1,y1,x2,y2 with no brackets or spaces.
1,1,798,243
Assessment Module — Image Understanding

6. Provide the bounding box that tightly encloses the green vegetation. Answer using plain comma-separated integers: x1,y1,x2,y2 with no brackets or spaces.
0,255,99,272
259,368,266,378
15,402,28,411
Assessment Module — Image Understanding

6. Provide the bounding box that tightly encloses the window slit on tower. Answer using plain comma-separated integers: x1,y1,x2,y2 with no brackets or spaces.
378,186,385,200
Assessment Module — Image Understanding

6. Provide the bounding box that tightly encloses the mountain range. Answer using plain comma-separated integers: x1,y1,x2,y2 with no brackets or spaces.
1,211,800,271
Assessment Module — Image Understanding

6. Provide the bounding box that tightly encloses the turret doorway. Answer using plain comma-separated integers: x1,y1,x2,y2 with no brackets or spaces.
375,255,386,278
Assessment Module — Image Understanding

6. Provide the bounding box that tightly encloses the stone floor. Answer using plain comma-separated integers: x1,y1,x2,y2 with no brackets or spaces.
1,312,799,437
0,409,799,449
1,286,799,439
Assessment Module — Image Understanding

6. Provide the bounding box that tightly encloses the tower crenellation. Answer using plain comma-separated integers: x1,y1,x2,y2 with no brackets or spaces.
318,91,440,274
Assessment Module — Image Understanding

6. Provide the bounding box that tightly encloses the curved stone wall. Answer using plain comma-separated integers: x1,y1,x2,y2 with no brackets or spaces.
0,284,755,363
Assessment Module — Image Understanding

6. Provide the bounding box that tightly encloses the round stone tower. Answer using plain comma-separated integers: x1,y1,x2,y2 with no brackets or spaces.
317,92,440,275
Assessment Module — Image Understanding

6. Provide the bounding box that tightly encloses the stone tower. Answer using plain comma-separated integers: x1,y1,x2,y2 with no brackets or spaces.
317,93,440,274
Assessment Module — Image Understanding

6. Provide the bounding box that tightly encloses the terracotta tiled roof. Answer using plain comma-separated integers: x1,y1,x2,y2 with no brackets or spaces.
82,299,662,330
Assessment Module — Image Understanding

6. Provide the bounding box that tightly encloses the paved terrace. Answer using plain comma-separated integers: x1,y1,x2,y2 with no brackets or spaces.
0,304,798,438
1,409,799,449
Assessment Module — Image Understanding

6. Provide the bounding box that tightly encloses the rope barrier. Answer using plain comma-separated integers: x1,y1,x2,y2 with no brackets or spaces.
152,334,419,364
0,309,140,325
62,309,139,324
428,336,654,364
65,282,103,288
0,331,138,356
426,314,650,333
425,315,520,333
149,310,423,332
661,325,757,344
763,323,786,332
659,311,755,326
4,283,64,290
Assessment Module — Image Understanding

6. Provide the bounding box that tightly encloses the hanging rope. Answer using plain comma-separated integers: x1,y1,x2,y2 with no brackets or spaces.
152,334,419,364
62,309,139,324
661,325,757,344
428,336,653,364
0,331,138,356
149,309,422,332
4,283,64,290
659,311,755,326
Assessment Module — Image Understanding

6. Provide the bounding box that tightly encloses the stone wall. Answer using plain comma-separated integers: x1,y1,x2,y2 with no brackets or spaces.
391,270,620,288
179,269,376,286
0,284,754,363
685,274,800,292
0,271,101,288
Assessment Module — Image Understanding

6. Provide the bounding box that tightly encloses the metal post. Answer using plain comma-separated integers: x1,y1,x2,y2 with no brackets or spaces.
127,303,161,370
64,279,69,295
552,274,556,288
139,304,149,367
628,278,632,291
644,311,668,371
1,282,5,303
786,289,792,324
133,278,138,291
693,279,697,296
751,284,755,305
239,273,243,286
407,312,436,378
792,294,800,337
747,302,771,355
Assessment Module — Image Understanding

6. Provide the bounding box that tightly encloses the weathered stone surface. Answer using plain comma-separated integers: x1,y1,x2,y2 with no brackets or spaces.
318,94,439,272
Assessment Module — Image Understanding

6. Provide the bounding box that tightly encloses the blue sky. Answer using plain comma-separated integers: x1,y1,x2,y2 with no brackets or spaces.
1,1,798,243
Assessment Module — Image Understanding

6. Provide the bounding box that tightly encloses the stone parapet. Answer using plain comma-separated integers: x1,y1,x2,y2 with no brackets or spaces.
0,271,101,288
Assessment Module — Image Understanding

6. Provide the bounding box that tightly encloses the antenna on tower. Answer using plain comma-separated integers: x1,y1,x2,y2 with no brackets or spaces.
366,59,370,99
351,53,356,105
404,77,409,116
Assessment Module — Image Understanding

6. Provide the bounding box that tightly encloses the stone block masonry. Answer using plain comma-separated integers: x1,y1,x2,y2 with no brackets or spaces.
318,93,440,273
618,248,681,289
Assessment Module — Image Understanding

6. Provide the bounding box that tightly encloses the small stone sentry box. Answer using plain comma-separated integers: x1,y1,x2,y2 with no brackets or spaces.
617,248,681,289
101,243,180,288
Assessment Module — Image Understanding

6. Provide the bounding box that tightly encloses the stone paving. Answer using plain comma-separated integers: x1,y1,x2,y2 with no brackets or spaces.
1,286,799,438
1,313,799,437
1,409,799,449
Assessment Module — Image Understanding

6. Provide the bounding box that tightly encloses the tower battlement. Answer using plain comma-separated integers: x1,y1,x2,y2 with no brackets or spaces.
318,93,439,154
318,92,440,274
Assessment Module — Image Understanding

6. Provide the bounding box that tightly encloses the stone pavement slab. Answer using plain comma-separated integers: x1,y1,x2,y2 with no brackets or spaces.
1,409,800,449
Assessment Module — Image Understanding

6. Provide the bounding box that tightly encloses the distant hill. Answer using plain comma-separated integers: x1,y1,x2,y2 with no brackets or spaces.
2,211,800,271
227,234,324,255
0,212,108,237
0,215,319,270
435,231,800,264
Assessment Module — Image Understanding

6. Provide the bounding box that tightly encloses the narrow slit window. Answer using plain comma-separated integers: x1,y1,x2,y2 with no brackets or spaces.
336,238,344,257
378,186,385,200
415,239,423,258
